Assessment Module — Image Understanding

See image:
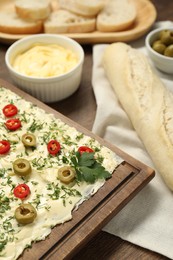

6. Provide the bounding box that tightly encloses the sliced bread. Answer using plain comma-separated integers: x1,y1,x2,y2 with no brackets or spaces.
44,10,96,33
0,11,43,34
74,0,106,16
96,0,137,32
58,0,105,17
15,0,51,21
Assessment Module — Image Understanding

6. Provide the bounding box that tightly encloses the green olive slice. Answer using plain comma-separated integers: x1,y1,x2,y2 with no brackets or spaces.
22,133,36,147
15,203,37,224
58,166,76,184
13,158,32,176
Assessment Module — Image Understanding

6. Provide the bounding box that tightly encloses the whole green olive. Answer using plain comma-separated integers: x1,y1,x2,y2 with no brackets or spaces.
164,44,173,57
152,40,166,54
15,203,37,224
160,30,173,45
13,158,32,176
22,133,36,147
58,166,76,184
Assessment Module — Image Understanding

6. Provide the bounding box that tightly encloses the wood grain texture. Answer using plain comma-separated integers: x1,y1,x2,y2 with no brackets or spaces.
0,0,157,44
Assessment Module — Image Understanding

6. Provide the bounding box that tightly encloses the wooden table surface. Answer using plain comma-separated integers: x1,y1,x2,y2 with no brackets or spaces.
0,1,172,259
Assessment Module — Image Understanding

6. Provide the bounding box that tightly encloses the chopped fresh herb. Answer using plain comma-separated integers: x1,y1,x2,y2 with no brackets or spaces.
47,183,61,200
0,217,15,252
0,237,7,252
31,194,42,209
32,157,47,170
47,183,81,205
76,133,84,141
25,243,32,249
31,181,39,186
27,119,44,132
49,122,59,131
0,191,11,213
96,154,104,164
20,111,28,123
2,217,14,233
62,155,69,164
63,135,76,146
0,168,5,178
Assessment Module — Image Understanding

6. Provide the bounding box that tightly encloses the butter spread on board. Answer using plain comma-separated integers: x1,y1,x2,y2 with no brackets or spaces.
11,43,78,77
0,87,123,259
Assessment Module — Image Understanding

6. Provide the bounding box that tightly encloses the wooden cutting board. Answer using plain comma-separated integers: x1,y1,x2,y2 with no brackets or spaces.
0,79,155,260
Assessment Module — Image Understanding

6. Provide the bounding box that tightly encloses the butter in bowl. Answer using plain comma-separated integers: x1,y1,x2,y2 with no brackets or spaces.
5,34,84,103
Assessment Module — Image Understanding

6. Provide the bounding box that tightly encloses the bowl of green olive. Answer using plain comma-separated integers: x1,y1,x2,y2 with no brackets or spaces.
145,27,173,74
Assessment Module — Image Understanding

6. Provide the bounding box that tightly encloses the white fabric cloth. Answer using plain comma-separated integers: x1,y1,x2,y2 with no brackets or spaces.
92,21,173,259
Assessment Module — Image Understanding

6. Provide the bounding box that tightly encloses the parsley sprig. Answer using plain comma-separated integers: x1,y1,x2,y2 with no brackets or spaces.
71,152,111,184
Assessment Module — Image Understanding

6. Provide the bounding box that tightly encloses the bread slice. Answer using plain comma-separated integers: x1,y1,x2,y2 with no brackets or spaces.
97,0,136,32
74,0,105,16
44,10,96,33
58,0,105,17
103,42,173,190
0,11,43,34
15,0,51,21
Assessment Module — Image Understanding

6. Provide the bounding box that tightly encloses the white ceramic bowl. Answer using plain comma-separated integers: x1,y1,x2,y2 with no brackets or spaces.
145,27,173,74
5,34,84,103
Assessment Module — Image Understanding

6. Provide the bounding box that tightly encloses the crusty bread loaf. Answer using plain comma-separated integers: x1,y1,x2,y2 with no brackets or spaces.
0,11,43,34
58,0,105,17
15,0,51,21
97,0,136,32
103,42,173,191
44,10,96,33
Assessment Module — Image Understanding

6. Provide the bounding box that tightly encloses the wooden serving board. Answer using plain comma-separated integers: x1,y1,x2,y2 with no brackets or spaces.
0,0,157,45
0,79,155,260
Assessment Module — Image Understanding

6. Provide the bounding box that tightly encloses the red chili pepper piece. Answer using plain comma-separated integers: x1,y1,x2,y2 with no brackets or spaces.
5,118,22,131
78,146,94,155
47,140,61,155
13,184,30,200
2,104,18,117
0,140,10,155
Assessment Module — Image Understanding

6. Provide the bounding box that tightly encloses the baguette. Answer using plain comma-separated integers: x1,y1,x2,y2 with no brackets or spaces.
97,0,136,32
103,42,173,191
15,0,51,21
44,10,96,33
58,0,105,17
0,11,43,34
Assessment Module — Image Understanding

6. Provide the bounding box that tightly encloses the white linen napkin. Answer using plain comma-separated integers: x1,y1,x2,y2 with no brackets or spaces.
92,21,173,259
